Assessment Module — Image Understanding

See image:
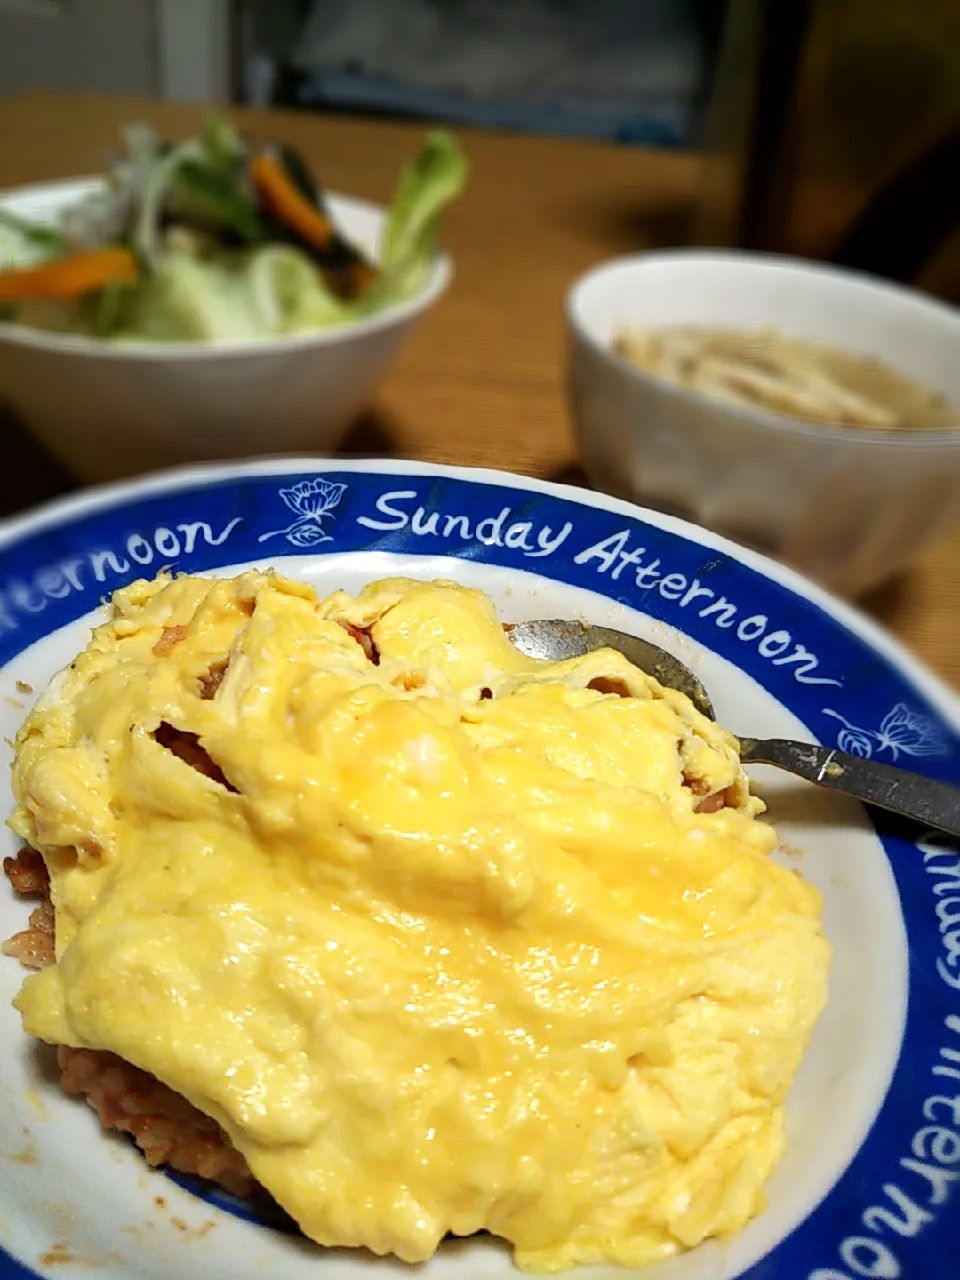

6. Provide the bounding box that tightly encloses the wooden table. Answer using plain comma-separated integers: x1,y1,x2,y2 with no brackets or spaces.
2,91,958,689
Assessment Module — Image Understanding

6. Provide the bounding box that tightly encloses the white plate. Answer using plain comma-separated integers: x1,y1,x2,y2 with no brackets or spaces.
1,459,957,1280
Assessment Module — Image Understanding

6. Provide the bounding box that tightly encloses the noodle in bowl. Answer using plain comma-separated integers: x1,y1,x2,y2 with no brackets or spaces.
566,251,960,597
611,325,956,432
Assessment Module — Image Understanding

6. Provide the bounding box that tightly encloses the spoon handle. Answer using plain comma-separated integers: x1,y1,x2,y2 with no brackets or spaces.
739,738,960,838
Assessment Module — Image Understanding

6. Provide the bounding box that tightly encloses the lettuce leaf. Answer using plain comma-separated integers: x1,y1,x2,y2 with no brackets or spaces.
0,209,65,269
364,131,466,310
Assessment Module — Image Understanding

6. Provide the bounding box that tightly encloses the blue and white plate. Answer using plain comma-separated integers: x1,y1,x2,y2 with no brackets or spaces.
1,459,958,1280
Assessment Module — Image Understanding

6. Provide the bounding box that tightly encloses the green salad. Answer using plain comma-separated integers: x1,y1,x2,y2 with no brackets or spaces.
0,116,466,342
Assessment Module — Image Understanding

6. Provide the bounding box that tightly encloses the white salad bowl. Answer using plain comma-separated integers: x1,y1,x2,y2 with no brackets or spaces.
0,457,958,1280
566,251,960,598
0,179,452,484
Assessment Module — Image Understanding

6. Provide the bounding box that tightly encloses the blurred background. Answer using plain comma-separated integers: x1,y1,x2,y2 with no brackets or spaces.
1,0,957,303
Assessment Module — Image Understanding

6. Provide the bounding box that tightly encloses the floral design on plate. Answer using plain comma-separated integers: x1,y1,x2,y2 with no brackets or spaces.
257,478,348,548
822,702,950,760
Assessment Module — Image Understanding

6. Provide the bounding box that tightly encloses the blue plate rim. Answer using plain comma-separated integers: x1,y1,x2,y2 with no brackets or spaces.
2,455,957,726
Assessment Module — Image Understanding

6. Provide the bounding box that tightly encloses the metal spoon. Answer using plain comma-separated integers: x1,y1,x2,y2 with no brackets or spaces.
507,619,960,839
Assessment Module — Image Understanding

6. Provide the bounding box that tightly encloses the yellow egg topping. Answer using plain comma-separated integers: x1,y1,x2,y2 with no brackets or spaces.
8,572,829,1271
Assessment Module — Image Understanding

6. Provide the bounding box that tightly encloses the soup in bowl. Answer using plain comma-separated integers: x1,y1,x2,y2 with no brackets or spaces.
566,251,960,597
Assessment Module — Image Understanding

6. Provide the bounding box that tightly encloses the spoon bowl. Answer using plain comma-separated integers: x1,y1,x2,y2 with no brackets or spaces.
506,619,715,717
508,618,960,838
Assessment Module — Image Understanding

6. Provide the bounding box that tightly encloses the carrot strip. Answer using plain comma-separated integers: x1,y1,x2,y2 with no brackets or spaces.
250,151,375,296
250,151,341,253
0,248,138,302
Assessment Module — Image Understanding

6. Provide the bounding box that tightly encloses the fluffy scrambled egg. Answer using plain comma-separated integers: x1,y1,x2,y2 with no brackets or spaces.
9,572,829,1271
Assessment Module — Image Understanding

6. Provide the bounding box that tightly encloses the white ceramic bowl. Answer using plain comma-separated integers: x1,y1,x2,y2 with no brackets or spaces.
0,178,451,484
566,251,960,597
